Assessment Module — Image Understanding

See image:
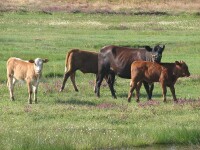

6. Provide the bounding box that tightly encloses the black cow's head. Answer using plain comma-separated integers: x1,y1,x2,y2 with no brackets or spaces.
145,44,165,62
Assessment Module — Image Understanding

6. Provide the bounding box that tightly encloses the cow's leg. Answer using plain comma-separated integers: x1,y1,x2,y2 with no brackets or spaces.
149,83,154,100
107,71,116,99
59,71,71,92
33,82,39,104
70,72,78,92
27,80,33,104
7,76,15,101
161,83,167,102
94,74,98,93
95,73,105,98
135,81,142,102
143,81,151,100
169,85,177,102
128,81,137,102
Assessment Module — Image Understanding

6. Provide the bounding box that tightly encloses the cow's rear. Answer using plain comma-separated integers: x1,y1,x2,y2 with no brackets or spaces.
60,49,99,92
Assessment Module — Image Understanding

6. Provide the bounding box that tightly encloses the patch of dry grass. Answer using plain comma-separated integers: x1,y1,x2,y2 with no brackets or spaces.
1,0,200,13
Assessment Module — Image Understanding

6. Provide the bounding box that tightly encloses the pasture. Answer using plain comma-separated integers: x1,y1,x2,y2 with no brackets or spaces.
0,11,200,149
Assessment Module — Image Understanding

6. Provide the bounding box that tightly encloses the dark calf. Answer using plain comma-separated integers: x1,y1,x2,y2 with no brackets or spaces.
128,61,190,102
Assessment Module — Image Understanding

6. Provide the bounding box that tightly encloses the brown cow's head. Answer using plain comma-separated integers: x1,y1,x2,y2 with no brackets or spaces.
145,45,165,63
175,61,190,77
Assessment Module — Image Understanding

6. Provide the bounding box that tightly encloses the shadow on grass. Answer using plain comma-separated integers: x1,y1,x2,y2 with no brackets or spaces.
56,98,96,106
117,92,163,99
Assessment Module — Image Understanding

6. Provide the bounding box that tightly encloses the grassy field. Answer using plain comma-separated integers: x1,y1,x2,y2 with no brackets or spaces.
0,10,200,149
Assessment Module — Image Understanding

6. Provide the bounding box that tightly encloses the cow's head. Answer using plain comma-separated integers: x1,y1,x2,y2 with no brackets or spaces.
175,61,190,77
145,45,165,63
29,58,49,74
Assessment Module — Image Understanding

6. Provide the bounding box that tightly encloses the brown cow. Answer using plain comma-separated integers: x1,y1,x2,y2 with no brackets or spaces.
128,61,190,102
59,49,111,92
7,57,48,104
95,44,165,99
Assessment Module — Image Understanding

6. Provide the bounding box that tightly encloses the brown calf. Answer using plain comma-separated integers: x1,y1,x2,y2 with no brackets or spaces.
7,57,48,104
59,49,99,92
128,61,190,102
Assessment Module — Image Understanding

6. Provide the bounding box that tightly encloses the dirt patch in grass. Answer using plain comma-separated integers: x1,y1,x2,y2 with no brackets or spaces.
1,0,200,13
138,100,160,108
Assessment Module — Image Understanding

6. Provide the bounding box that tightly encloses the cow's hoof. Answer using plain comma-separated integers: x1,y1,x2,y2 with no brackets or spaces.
174,100,178,104
113,96,117,99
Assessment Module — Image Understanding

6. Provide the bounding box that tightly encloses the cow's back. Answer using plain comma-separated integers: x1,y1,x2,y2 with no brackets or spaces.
67,49,98,73
7,57,33,80
131,61,163,83
99,45,147,78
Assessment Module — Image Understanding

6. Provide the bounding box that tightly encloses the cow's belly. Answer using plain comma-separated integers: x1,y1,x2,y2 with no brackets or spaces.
143,75,160,83
13,74,26,81
80,68,97,74
116,70,131,79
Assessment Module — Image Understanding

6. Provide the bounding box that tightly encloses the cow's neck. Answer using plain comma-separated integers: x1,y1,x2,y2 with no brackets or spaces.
171,65,181,84
34,71,41,80
145,52,153,62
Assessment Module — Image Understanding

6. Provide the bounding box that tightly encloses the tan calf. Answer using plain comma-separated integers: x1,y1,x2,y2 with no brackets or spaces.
7,57,48,104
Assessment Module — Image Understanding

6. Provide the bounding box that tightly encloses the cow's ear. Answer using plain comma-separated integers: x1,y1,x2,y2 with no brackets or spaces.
158,45,165,53
161,45,165,51
29,60,34,63
162,45,165,50
144,46,152,52
175,61,181,66
43,59,49,63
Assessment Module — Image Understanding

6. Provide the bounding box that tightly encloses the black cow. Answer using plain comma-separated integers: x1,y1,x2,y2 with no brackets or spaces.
95,44,165,99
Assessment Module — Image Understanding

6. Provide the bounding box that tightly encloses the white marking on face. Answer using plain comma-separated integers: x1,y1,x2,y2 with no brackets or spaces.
34,58,44,74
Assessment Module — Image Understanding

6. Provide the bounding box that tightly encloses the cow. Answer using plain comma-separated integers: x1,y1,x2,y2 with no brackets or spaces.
95,44,165,99
128,61,190,102
59,49,112,92
7,57,48,104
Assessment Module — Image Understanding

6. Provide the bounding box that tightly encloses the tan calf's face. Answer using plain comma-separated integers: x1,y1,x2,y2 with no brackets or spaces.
29,58,48,74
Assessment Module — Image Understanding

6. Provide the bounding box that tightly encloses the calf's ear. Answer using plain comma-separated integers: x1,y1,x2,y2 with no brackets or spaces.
144,46,152,52
175,61,181,66
29,60,34,63
43,59,49,63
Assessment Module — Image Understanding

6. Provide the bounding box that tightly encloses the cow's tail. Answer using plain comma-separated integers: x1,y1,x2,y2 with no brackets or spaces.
65,51,71,72
65,49,78,73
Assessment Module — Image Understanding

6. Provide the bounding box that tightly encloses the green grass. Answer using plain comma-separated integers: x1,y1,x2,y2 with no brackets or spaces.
0,11,200,149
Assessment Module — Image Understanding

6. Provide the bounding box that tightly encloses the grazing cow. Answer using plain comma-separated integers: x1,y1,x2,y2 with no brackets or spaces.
59,49,112,92
128,61,190,102
7,57,48,104
95,44,165,99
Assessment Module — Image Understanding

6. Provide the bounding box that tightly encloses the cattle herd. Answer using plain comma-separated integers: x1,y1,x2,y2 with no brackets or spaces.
6,44,190,104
